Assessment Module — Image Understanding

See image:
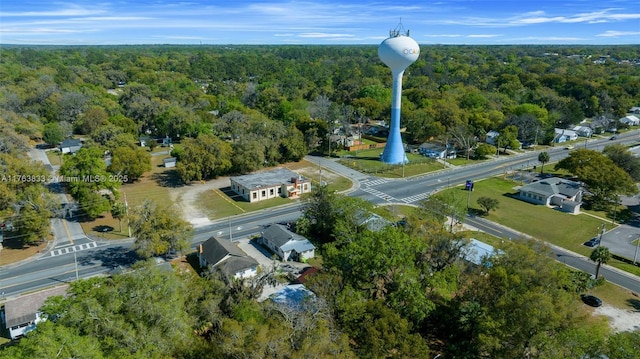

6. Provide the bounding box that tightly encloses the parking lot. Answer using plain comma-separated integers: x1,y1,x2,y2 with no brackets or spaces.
599,191,640,262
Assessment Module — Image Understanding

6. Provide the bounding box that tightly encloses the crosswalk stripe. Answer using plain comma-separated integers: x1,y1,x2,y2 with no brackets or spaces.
363,178,388,187
50,241,98,257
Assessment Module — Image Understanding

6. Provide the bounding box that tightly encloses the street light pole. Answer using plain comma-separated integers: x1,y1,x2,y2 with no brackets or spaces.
634,235,640,264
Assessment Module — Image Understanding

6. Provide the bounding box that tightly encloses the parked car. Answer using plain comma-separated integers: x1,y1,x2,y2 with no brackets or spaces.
564,145,574,150
581,294,603,307
584,237,600,247
610,136,617,140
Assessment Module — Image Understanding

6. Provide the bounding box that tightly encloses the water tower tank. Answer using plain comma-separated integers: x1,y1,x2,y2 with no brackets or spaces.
378,36,420,72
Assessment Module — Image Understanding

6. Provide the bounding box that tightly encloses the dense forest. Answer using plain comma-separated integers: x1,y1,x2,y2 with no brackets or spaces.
1,44,640,357
1,44,638,222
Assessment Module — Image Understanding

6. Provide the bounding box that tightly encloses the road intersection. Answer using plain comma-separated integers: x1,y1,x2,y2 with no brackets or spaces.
2,133,640,299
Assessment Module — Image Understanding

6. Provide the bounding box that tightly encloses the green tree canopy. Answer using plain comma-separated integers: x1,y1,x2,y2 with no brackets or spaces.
589,246,611,279
108,145,151,182
603,143,640,181
42,122,64,146
129,199,192,258
477,196,499,214
555,149,638,209
175,133,233,183
59,146,120,219
538,151,550,173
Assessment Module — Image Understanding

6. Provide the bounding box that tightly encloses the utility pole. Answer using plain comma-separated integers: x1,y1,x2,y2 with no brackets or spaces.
124,192,131,237
74,249,79,281
229,216,233,241
598,224,605,246
634,235,640,264
465,180,473,211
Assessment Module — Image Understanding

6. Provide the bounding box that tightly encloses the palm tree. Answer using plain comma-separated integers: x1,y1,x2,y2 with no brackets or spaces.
589,246,611,279
538,151,550,174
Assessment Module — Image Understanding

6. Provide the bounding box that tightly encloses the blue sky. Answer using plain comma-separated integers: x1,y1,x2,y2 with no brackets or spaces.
1,1,639,45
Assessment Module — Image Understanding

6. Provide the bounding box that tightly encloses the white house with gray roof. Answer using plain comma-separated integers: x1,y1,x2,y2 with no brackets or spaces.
198,236,258,279
619,115,640,126
230,168,311,203
517,177,583,214
2,285,69,340
59,138,82,154
260,224,315,262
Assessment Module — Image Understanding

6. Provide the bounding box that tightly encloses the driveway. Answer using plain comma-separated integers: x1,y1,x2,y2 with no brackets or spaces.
235,237,277,270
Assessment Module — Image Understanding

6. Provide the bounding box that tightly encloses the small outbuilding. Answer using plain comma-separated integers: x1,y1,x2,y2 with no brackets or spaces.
554,128,579,143
59,139,82,154
163,157,177,168
139,136,152,147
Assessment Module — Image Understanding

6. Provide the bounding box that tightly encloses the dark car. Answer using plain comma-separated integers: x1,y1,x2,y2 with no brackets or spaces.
584,237,600,247
581,294,603,307
610,136,617,140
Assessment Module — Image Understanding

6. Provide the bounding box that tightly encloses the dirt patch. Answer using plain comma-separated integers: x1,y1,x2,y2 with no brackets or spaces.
0,241,48,266
169,177,230,225
284,161,341,183
594,304,640,332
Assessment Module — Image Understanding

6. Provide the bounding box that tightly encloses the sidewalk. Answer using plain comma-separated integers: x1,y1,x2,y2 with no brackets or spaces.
304,155,368,193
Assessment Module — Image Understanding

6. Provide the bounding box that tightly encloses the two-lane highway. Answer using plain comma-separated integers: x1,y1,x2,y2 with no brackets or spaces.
2,132,640,298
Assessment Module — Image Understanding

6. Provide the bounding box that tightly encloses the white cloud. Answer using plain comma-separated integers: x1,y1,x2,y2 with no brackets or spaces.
597,30,640,37
0,27,81,34
423,34,463,38
510,36,586,42
467,34,501,38
298,32,355,38
1,3,107,17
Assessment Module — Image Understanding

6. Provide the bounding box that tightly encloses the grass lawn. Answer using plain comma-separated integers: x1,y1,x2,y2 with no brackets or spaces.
457,230,504,248
79,150,175,239
446,176,640,277
120,150,176,208
374,204,418,220
45,149,63,166
446,157,484,166
338,149,443,178
589,281,640,309
196,188,294,219
460,177,608,256
284,160,352,193
79,213,131,240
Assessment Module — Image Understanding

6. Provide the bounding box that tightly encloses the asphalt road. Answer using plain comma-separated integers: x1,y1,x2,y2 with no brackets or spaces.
466,215,640,293
2,132,640,298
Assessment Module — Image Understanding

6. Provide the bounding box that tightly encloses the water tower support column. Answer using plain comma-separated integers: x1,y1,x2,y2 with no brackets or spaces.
381,69,408,164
